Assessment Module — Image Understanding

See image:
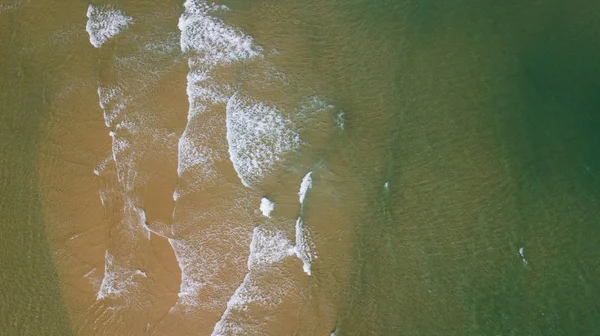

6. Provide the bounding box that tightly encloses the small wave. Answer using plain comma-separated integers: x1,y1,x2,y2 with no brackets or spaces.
299,171,313,205
226,93,301,187
519,247,528,265
335,111,345,129
94,155,113,176
0,1,20,15
86,4,133,48
294,217,317,276
259,198,275,218
97,85,127,128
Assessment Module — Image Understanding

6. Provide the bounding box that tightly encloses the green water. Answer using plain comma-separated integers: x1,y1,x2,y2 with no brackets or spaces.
233,0,600,334
324,1,600,335
0,3,73,335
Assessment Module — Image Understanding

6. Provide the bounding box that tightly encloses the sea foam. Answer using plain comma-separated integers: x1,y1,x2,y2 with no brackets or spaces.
166,219,253,311
86,4,132,48
226,93,301,187
247,225,295,270
212,225,295,335
0,1,19,15
299,171,313,205
176,0,262,196
97,251,137,300
97,85,126,128
259,198,275,218
178,0,260,63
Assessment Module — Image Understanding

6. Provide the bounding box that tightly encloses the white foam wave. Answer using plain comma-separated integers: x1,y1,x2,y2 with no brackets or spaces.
94,156,113,176
0,1,19,14
519,247,528,265
184,63,232,121
299,171,313,205
168,238,209,308
178,0,261,64
176,131,218,177
247,226,295,270
97,85,127,128
336,111,345,129
176,0,262,194
295,217,317,276
84,268,102,291
86,4,132,48
226,93,301,187
212,226,294,335
97,251,137,300
173,126,223,200
167,229,250,310
259,198,275,218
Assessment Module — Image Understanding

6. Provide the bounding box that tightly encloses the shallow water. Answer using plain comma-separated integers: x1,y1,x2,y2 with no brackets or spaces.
2,0,600,335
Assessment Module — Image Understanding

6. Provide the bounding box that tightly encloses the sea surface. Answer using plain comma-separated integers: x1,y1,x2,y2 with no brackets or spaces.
1,0,599,335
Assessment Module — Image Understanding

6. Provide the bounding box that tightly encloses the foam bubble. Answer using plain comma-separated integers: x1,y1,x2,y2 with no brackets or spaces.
259,198,275,218
299,171,313,205
226,93,301,187
86,4,132,48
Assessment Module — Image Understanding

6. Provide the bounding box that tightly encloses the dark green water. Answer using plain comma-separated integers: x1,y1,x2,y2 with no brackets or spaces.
327,1,600,335
0,2,73,335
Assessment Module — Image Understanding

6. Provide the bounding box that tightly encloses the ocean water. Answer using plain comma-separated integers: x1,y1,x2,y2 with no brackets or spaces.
2,0,600,335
